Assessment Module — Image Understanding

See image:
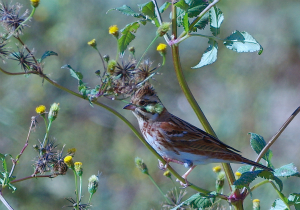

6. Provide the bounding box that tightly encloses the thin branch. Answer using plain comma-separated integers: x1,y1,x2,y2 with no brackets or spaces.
0,66,37,75
9,117,36,178
10,174,52,184
0,192,14,210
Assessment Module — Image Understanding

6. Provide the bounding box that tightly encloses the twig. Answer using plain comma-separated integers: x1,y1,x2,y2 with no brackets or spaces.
0,191,14,210
9,117,36,178
242,106,300,196
10,174,52,184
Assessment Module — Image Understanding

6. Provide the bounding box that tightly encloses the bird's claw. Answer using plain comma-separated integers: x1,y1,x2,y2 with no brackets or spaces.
176,178,190,188
158,159,168,171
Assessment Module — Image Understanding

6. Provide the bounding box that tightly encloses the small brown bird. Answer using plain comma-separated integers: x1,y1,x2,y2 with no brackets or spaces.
124,84,272,185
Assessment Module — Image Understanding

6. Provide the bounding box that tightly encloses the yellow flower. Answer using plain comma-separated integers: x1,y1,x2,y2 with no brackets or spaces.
163,170,171,179
253,199,260,209
235,171,242,179
74,162,83,176
156,43,167,52
109,25,119,37
64,155,74,168
30,0,40,7
212,165,222,173
87,39,97,48
68,148,77,155
35,105,46,114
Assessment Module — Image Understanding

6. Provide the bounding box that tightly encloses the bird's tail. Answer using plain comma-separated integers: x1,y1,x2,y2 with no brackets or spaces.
241,157,273,171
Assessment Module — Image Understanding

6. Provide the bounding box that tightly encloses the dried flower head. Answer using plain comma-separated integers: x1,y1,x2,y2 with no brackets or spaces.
0,2,29,35
135,59,159,84
162,188,187,210
48,102,60,122
65,197,91,210
10,46,35,72
157,22,171,36
88,174,99,195
0,41,9,62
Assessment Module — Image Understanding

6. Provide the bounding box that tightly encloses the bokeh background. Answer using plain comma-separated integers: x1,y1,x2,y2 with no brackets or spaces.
0,0,300,209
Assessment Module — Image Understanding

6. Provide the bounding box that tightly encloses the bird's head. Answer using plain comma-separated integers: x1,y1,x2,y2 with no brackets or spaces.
123,84,165,120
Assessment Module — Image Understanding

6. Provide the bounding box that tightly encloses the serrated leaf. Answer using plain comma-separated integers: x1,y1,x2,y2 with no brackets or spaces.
274,163,300,178
187,0,208,18
118,22,140,54
107,5,143,18
249,132,273,167
192,38,218,69
233,170,283,192
61,64,83,80
174,0,189,11
193,12,209,31
224,30,263,53
138,1,155,18
183,13,189,33
40,51,58,62
159,2,171,14
209,6,224,36
288,193,300,209
270,199,289,210
171,192,216,210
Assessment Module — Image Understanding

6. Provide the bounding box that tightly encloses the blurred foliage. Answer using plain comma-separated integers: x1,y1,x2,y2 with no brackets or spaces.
0,0,300,209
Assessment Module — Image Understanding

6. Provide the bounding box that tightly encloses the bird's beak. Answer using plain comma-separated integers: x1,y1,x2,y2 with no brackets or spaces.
123,104,136,111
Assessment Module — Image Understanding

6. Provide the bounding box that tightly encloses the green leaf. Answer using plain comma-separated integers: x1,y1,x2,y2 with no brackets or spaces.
209,6,224,36
61,64,83,80
224,30,263,53
107,5,143,18
0,153,8,172
187,0,208,18
249,132,273,167
40,51,58,62
270,199,289,210
274,163,300,178
159,2,171,14
193,12,209,31
183,13,189,33
288,193,300,209
233,170,283,192
174,0,189,11
171,192,216,210
118,22,140,54
138,1,155,18
192,38,218,69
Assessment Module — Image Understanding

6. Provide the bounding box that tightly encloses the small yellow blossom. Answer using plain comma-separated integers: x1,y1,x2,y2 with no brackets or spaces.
87,39,97,48
212,165,222,173
253,199,260,209
35,105,46,114
30,0,40,7
64,155,74,168
235,171,242,179
156,43,167,52
74,162,83,176
163,170,171,179
68,148,77,155
109,25,119,37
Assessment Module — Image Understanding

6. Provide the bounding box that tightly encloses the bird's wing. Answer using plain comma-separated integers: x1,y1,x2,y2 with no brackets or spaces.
159,114,240,153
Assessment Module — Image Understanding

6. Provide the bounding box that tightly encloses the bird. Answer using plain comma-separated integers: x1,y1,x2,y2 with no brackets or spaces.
123,84,272,186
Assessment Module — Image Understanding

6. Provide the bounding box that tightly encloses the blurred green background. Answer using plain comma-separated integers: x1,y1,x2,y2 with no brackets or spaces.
0,0,300,209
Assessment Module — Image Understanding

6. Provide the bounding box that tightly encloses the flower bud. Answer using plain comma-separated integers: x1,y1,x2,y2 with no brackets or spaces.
87,39,97,48
163,170,172,179
156,43,167,56
107,60,117,75
253,199,260,210
216,171,225,193
103,55,110,62
157,22,171,36
48,103,59,122
30,0,40,8
135,157,148,175
74,162,83,176
88,175,99,195
212,165,222,173
235,171,242,180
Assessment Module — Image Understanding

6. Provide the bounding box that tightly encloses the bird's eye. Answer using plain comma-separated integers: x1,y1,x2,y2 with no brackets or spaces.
140,100,146,106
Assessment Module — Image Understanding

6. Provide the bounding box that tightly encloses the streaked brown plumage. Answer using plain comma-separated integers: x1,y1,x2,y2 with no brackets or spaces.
124,84,272,184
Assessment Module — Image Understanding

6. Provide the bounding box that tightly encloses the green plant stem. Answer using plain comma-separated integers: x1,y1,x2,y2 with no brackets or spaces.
73,170,79,210
136,34,159,68
88,194,92,204
79,176,82,202
41,120,52,152
269,181,291,210
248,180,269,194
0,192,14,210
148,174,170,204
0,67,227,200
